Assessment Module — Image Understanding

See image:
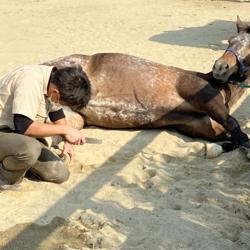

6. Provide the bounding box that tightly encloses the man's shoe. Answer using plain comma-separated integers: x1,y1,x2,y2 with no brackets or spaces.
0,163,22,191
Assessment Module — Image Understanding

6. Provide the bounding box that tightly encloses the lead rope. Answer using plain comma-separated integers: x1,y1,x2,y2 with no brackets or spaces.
232,81,250,88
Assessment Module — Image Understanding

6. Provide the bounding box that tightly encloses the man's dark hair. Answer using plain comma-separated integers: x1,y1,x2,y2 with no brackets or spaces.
50,66,91,110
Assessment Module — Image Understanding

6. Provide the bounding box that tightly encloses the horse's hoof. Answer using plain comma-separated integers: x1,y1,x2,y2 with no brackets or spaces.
205,143,223,158
241,140,250,149
239,145,250,159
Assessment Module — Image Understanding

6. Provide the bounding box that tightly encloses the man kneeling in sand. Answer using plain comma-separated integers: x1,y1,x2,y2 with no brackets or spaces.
0,64,91,190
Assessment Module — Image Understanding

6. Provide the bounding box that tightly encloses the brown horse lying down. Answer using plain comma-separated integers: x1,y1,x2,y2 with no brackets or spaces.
44,18,250,157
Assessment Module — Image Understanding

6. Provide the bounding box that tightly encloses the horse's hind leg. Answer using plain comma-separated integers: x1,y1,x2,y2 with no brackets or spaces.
51,107,85,147
62,106,85,129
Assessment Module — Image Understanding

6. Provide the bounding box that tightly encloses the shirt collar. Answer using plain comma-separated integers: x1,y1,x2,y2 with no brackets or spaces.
40,65,57,95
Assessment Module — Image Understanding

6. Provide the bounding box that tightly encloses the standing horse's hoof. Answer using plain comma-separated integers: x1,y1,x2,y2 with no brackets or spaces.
205,143,224,158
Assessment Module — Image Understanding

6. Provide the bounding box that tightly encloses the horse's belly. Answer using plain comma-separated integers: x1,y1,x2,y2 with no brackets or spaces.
81,102,167,128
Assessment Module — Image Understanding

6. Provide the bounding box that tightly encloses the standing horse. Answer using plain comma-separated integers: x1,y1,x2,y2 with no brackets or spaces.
44,18,250,156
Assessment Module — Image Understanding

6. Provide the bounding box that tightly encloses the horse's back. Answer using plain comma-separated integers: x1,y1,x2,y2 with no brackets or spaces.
44,53,193,128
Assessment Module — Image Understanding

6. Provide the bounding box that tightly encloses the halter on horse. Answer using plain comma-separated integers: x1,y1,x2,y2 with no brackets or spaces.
213,17,250,85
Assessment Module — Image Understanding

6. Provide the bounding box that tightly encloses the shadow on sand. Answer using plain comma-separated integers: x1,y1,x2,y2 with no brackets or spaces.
1,91,250,249
149,20,235,51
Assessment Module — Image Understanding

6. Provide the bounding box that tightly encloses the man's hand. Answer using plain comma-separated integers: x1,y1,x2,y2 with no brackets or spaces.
64,127,86,145
62,141,75,163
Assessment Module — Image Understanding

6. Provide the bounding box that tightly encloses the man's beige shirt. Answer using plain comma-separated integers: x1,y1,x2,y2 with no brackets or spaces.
0,65,57,130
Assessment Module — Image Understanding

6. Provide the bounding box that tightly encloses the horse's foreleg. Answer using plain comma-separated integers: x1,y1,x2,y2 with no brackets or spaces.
195,97,249,151
179,80,250,151
175,117,228,158
175,116,228,141
219,115,249,151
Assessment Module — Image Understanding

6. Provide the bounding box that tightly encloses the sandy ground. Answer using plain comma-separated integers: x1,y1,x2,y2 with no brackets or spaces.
0,0,250,249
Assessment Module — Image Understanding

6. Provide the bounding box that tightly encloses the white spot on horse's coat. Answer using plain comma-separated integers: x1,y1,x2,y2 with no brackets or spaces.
84,98,159,125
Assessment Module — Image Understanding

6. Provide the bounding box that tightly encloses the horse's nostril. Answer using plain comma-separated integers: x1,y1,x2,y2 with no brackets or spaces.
213,61,221,71
214,60,229,72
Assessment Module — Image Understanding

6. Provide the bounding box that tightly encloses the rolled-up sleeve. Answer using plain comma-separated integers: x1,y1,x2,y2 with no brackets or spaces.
49,108,65,122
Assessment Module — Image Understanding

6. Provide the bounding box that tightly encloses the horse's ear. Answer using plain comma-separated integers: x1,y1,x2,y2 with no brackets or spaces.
236,16,250,34
236,16,245,33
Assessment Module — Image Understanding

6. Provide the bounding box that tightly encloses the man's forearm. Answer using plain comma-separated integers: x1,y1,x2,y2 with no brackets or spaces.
24,121,68,137
54,118,67,141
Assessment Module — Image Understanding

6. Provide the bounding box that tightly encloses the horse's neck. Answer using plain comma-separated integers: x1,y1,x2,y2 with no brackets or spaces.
203,71,247,109
222,83,246,109
195,71,214,82
227,71,250,101
186,70,215,83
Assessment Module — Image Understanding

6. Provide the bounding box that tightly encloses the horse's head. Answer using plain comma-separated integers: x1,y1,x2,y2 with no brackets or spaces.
212,16,250,83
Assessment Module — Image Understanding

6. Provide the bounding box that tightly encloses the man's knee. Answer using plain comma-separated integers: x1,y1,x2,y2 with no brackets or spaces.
18,139,42,165
3,137,42,171
31,160,70,184
52,164,70,184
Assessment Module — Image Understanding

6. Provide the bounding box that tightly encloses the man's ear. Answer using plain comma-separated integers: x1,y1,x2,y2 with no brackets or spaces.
48,83,60,100
52,88,59,94
49,83,59,93
52,87,60,101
